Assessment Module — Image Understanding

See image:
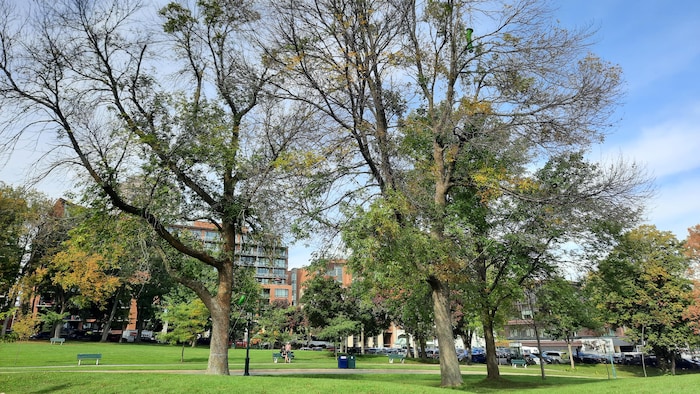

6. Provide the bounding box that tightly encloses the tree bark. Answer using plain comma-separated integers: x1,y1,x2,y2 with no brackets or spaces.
482,314,501,380
206,298,231,374
567,340,575,369
101,290,121,343
533,320,546,379
428,277,462,387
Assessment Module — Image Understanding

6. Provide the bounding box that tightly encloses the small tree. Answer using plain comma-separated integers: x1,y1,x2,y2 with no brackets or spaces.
160,299,209,363
10,313,39,341
535,276,601,370
39,311,69,339
318,315,361,354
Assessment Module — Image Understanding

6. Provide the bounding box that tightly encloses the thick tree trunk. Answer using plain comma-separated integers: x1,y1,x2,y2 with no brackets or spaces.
483,315,501,380
428,277,462,387
207,298,231,374
204,258,233,375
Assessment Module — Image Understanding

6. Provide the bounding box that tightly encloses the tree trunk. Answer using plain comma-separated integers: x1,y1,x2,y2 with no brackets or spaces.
482,314,501,380
567,340,575,369
428,277,462,387
671,355,676,376
533,320,546,380
418,336,427,358
2,313,10,336
203,258,233,375
206,298,231,374
100,290,121,342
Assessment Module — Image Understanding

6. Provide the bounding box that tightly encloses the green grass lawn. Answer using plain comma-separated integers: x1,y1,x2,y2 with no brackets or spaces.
2,341,699,393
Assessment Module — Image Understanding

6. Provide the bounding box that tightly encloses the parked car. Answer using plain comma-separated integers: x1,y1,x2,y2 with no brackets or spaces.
457,347,485,362
676,357,700,370
542,351,567,364
471,353,487,363
496,347,513,360
622,353,657,366
526,353,553,365
457,349,484,362
29,332,52,340
574,352,605,364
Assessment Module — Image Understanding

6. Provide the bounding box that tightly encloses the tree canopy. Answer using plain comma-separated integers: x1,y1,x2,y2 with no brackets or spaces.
0,0,651,384
587,225,693,374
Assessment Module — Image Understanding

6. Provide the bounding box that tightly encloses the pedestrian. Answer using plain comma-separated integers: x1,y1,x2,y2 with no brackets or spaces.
285,342,292,363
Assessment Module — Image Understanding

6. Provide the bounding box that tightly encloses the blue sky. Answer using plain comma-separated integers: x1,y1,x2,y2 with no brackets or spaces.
2,1,699,268
555,0,700,243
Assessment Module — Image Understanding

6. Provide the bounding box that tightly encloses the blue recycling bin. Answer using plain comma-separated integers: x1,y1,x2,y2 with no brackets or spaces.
338,354,348,368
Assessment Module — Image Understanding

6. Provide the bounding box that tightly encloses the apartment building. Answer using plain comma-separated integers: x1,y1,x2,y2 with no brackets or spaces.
176,220,293,305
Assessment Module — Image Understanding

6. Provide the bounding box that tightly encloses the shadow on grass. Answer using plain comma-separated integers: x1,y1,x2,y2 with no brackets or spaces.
270,372,608,392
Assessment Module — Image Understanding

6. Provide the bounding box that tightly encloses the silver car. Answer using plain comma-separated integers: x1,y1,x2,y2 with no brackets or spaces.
542,351,567,364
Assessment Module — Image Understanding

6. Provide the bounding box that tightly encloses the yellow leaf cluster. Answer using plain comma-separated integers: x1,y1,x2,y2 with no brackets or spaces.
471,166,507,202
458,97,493,117
272,150,325,173
51,248,121,307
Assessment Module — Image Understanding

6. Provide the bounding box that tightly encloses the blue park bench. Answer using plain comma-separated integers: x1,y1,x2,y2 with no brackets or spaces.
77,353,102,365
272,352,294,363
511,359,527,368
388,354,406,364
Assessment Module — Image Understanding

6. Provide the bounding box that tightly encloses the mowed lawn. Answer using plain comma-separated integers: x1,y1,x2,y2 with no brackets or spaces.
2,341,700,393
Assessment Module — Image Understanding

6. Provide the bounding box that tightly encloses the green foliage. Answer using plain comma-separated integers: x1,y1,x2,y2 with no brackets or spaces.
255,305,295,348
587,225,693,371
0,185,29,303
159,299,210,362
300,276,348,329
317,314,361,345
0,184,52,319
534,277,601,342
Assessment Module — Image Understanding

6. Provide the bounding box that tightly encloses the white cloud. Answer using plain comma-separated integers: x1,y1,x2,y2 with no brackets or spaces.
621,123,700,179
601,102,700,179
646,175,700,240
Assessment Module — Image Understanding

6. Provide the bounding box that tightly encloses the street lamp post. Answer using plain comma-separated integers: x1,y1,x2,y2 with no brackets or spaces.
244,313,251,376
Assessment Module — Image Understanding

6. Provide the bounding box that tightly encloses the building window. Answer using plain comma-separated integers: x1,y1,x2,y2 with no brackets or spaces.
273,268,286,277
274,258,286,268
257,267,270,276
274,289,289,298
204,231,218,242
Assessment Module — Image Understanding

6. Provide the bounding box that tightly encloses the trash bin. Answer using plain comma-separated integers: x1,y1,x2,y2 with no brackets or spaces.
347,354,356,369
338,354,348,368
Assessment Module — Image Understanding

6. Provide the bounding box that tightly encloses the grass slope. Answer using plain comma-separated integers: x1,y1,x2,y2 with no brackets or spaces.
1,341,699,393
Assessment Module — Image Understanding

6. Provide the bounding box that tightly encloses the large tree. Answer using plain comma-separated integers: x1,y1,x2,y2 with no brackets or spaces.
267,0,643,385
0,184,53,336
0,184,31,334
0,0,317,374
588,225,693,374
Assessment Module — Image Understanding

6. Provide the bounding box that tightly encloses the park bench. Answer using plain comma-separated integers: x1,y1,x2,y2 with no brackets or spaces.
77,353,102,365
388,354,406,364
511,359,527,368
50,337,65,345
272,352,294,363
